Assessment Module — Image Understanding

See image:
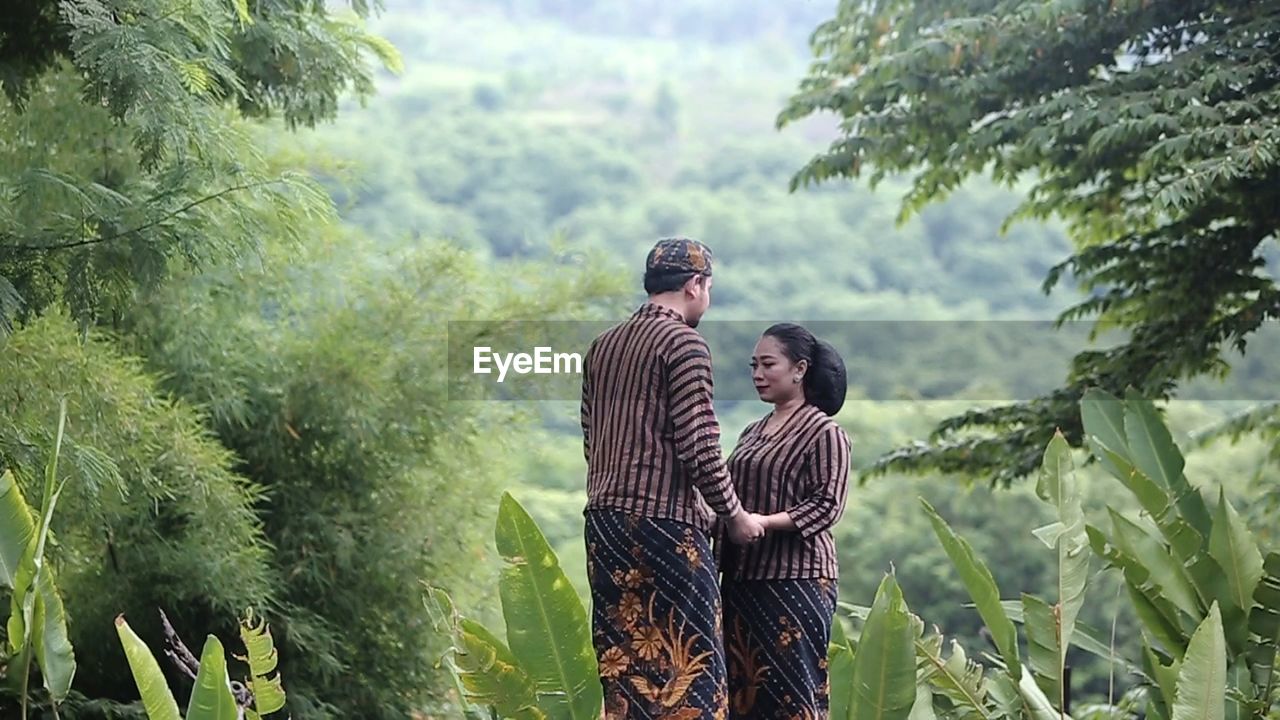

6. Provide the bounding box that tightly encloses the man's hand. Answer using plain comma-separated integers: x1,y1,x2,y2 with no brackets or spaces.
726,509,766,545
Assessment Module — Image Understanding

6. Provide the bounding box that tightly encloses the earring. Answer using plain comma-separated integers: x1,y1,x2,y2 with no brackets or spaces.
792,376,801,384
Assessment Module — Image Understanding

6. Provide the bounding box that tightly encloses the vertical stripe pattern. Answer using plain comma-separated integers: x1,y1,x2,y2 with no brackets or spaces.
581,302,741,531
719,405,851,580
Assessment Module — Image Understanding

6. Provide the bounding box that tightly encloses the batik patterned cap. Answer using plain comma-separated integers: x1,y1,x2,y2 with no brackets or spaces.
644,237,713,276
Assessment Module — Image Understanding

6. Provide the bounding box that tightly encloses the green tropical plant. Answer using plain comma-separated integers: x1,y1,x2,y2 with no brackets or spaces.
114,611,286,720
428,492,600,720
423,391,1276,720
1,400,76,719
828,390,1278,720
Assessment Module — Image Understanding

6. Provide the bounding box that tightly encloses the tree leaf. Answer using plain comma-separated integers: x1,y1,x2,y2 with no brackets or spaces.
230,0,252,25
457,619,547,720
1145,643,1181,713
1002,600,1144,677
1021,594,1061,703
1017,665,1067,720
918,633,992,720
1247,553,1280,695
1035,432,1089,675
32,567,76,701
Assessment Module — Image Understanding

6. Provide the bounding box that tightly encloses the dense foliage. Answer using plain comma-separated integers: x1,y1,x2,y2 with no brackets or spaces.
0,0,397,330
2,0,1278,717
780,0,1280,482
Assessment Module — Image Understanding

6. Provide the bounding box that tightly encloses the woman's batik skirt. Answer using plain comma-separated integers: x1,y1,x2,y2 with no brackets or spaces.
585,510,728,720
721,578,838,720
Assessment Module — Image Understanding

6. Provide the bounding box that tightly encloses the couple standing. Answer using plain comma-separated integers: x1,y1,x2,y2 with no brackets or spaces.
580,237,852,719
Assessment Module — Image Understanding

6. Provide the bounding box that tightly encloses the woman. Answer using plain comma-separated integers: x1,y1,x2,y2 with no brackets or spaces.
719,323,852,720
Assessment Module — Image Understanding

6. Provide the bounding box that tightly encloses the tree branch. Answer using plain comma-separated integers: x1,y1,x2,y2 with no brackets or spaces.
159,608,254,708
3,179,284,253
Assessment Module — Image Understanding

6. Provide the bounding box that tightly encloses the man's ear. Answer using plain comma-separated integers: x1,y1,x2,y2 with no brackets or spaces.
682,275,701,298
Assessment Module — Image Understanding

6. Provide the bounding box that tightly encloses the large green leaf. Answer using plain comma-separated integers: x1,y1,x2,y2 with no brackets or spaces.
457,619,547,720
239,612,286,717
1021,594,1062,704
922,499,1021,679
1017,665,1067,720
851,574,917,720
1171,604,1226,720
0,468,35,589
1088,524,1189,657
31,568,75,701
1207,489,1263,618
1226,654,1252,720
426,586,543,720
6,402,76,703
1029,431,1089,708
1123,389,1212,538
987,674,1022,720
1002,600,1144,677
905,615,938,720
1086,392,1218,604
1108,510,1202,621
1246,553,1280,698
1081,389,1130,479
1083,415,1206,576
115,615,182,720
187,636,237,720
494,493,599,720
830,616,856,720
1127,581,1191,662
1145,644,1181,714
907,683,938,720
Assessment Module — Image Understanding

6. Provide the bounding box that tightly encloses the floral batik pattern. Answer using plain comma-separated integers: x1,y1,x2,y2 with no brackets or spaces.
585,511,728,720
722,578,838,720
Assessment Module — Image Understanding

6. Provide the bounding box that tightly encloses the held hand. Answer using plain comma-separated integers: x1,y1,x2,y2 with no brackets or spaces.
748,512,771,534
727,510,766,545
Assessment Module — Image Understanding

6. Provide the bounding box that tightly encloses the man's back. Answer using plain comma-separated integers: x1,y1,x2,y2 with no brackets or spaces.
580,302,740,531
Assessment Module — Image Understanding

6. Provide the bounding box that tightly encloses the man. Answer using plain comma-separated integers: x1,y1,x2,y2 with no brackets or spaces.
580,237,764,719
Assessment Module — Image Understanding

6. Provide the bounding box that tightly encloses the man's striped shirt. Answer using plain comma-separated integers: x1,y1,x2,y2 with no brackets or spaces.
580,302,741,531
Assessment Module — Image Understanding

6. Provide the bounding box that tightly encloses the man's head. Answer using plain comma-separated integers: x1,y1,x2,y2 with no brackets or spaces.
644,237,714,327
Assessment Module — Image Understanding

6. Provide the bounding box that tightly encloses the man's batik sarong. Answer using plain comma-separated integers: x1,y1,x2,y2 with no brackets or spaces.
585,510,728,720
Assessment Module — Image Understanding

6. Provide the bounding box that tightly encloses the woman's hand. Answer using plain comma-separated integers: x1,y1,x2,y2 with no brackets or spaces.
751,512,798,534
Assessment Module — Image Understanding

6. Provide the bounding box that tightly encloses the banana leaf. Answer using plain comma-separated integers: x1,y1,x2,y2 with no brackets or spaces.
851,574,917,720
922,499,1021,680
495,493,600,720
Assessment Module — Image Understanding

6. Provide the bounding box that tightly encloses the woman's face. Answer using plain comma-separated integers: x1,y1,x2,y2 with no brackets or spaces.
750,335,804,405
